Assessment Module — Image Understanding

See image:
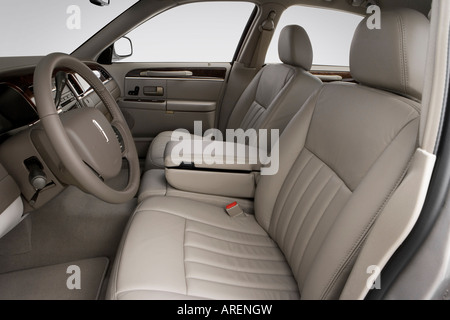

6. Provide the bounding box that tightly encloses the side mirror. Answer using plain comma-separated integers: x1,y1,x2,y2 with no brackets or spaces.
113,37,133,61
90,0,110,6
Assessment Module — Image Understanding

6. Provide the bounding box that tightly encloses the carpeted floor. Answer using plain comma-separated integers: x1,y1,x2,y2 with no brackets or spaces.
0,185,135,275
0,257,109,300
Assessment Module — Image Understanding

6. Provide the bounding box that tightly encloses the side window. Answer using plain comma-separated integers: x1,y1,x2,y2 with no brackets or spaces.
117,2,255,63
265,6,363,67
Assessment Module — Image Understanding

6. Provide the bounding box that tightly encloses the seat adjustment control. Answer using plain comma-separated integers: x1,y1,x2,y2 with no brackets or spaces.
128,86,140,96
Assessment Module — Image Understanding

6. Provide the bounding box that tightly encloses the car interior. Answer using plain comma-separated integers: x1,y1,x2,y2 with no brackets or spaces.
0,0,449,300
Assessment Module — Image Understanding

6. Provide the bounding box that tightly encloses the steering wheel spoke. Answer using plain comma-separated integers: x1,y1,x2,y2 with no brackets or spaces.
110,121,127,155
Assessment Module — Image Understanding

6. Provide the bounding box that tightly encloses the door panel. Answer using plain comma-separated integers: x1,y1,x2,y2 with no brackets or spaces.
106,63,230,158
167,79,223,101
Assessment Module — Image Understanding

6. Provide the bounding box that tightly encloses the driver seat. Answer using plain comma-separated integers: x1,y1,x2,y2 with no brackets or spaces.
107,9,429,299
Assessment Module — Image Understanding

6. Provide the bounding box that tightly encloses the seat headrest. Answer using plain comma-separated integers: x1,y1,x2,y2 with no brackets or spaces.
350,9,429,101
278,25,313,70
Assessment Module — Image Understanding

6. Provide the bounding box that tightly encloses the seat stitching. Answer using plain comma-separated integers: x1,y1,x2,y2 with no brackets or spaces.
320,152,415,299
304,88,419,191
240,104,258,128
341,117,419,195
271,151,314,233
246,105,266,129
224,68,262,129
185,229,276,248
286,173,334,259
352,83,420,113
186,247,288,265
306,147,353,191
116,289,209,300
295,183,344,278
253,66,293,110
186,277,299,293
252,67,298,129
281,164,327,246
185,260,294,277
110,206,140,299
133,208,266,236
184,245,286,262
252,68,265,104
241,103,264,129
270,86,325,232
398,14,408,94
255,68,305,131
280,162,325,245
183,219,188,296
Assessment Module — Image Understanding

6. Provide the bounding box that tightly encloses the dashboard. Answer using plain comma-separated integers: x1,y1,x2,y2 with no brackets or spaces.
0,63,114,139
0,61,121,212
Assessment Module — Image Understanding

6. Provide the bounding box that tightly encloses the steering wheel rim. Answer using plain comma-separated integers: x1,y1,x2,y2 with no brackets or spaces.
34,53,140,203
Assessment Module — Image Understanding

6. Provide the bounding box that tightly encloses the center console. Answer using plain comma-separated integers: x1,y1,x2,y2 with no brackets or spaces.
164,140,261,199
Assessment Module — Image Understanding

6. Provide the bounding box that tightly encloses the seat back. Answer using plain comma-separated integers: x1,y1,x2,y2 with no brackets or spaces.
226,25,321,134
254,9,429,299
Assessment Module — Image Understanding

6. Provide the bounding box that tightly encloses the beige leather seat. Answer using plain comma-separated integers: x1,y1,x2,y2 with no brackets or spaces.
144,25,322,170
108,9,429,300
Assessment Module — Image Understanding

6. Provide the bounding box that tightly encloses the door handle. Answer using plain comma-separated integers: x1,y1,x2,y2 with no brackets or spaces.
139,71,193,78
143,86,164,96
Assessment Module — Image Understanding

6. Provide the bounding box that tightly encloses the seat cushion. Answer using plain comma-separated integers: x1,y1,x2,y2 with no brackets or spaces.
107,196,300,300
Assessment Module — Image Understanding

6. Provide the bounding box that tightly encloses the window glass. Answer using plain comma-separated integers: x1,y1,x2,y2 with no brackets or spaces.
118,2,255,62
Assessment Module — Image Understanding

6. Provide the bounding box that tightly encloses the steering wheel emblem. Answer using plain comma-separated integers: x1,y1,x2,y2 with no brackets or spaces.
92,119,109,143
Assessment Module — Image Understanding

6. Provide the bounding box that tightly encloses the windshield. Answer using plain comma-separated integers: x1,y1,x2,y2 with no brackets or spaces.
0,0,138,57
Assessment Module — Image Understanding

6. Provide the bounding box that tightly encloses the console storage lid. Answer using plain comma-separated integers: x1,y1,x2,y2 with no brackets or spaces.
164,140,262,199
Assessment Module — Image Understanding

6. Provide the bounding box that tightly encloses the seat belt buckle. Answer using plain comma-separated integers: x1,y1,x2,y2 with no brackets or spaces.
225,202,244,217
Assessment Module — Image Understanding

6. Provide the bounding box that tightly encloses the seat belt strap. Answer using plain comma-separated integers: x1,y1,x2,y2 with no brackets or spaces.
250,11,276,68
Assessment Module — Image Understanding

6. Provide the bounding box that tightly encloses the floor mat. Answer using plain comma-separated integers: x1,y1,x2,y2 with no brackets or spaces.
0,257,108,300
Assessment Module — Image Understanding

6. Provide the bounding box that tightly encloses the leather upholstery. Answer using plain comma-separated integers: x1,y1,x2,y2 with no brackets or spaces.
144,25,321,170
350,9,429,100
225,65,319,132
255,83,420,299
138,169,255,213
145,131,175,170
278,25,313,69
109,9,428,300
108,196,299,300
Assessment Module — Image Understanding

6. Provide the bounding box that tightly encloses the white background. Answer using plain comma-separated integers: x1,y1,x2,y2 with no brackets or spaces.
1,1,363,66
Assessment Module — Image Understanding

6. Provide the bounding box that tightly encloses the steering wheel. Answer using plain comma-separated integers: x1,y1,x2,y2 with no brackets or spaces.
33,53,140,203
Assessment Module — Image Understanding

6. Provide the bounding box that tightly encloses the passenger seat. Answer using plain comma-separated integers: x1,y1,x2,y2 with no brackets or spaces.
144,25,322,170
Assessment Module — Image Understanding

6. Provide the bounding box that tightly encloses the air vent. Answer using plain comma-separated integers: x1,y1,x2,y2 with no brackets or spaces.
99,68,111,81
